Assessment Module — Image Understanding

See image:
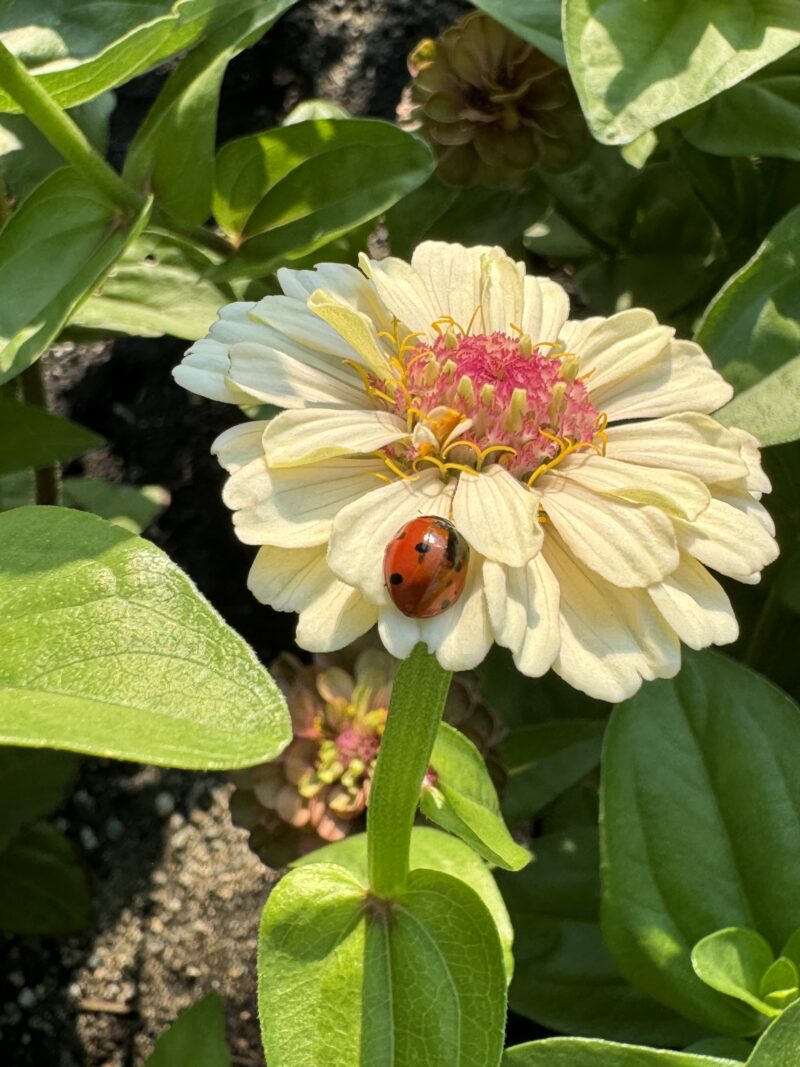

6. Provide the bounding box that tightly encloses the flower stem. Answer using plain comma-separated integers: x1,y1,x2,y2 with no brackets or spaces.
20,361,59,506
0,41,141,217
367,643,452,899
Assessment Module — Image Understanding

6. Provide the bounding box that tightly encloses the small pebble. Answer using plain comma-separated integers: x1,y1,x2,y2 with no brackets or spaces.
154,791,175,817
17,988,36,1010
8,971,24,988
67,983,82,1000
105,816,125,842
79,826,99,852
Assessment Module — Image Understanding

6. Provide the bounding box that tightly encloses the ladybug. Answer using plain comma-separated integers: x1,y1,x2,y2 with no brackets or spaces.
383,516,470,618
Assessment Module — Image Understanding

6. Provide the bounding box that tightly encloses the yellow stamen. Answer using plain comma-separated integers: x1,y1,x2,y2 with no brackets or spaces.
507,387,527,432
456,374,475,405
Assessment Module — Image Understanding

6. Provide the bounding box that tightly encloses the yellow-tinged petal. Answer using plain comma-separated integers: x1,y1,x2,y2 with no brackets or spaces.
212,420,269,473
263,408,407,467
675,497,779,580
649,553,738,650
409,241,493,332
248,544,331,611
483,554,560,677
480,254,524,333
452,464,542,566
604,413,749,485
308,289,394,379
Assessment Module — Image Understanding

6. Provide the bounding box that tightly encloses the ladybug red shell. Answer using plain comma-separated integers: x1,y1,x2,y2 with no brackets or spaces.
383,516,470,619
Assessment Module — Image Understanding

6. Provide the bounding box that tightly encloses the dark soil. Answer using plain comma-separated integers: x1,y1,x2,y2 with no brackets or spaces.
2,2,487,1065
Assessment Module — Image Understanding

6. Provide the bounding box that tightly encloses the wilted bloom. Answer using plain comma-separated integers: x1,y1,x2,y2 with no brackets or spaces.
230,648,503,864
174,241,778,702
399,10,586,186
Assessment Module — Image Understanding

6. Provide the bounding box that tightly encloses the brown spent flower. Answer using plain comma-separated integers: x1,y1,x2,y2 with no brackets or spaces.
231,647,507,867
399,10,587,187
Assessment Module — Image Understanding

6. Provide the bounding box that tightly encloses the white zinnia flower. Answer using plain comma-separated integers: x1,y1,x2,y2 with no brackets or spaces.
173,242,778,701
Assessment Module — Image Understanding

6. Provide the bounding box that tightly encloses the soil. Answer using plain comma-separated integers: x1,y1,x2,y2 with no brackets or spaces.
0,2,514,1065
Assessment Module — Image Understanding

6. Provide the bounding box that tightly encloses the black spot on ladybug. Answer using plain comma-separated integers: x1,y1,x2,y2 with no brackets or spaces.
415,542,430,554
390,572,404,585
440,599,451,610
454,560,464,573
444,531,459,566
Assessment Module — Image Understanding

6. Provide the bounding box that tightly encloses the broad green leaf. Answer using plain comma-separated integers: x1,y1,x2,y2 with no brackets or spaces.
469,0,564,64
295,826,515,982
62,478,169,534
692,928,778,1016
0,821,90,934
0,0,250,113
0,747,78,850
782,929,800,968
680,50,800,162
0,469,34,511
212,119,434,278
497,827,701,1046
601,650,800,1035
0,93,113,200
145,992,230,1067
748,1000,800,1065
422,722,529,870
0,168,151,385
503,1037,739,1066
0,396,102,475
283,99,349,124
0,506,290,768
259,862,506,1067
563,0,800,144
501,720,605,825
69,229,228,341
760,957,799,1010
124,1,296,225
696,205,800,447
684,1039,753,1061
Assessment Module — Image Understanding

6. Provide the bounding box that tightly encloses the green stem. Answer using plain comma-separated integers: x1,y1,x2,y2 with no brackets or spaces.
0,41,141,217
367,644,452,899
20,362,59,506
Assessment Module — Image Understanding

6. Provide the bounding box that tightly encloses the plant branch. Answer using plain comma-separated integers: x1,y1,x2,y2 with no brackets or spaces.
0,40,142,216
20,362,59,506
367,643,452,899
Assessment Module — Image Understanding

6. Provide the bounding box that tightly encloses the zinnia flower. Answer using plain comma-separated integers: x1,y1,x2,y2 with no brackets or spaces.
173,241,778,701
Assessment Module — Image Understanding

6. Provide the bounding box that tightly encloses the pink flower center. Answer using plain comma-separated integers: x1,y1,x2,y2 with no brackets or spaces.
377,331,602,482
336,726,381,765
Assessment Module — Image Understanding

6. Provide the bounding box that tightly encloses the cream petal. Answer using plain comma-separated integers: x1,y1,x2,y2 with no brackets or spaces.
378,607,421,660
247,544,330,611
212,301,271,344
600,340,734,422
558,315,604,352
708,485,776,536
725,427,772,493
409,241,492,331
541,473,679,587
566,309,672,391
417,554,494,671
556,452,710,521
226,457,382,547
278,263,389,329
544,533,680,702
295,581,379,653
452,464,543,566
249,294,358,362
675,497,779,581
480,254,524,333
308,289,393,380
649,553,738,650
227,341,365,409
173,337,254,404
360,254,439,337
522,277,570,343
483,554,560,677
328,469,455,603
604,412,749,486
212,420,269,473
263,408,407,467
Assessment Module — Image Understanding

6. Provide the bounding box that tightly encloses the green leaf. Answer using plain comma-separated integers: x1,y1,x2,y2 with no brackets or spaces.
680,49,800,162
0,168,151,385
696,204,800,447
0,506,290,769
748,1000,800,1065
0,93,113,200
0,469,34,511
501,720,605,825
0,396,102,476
0,0,253,113
692,928,777,1016
295,826,515,983
469,0,564,64
497,827,701,1046
760,957,799,1010
0,747,78,850
421,722,529,871
124,1,296,225
145,992,230,1067
683,1038,752,1061
601,650,800,1036
69,229,230,341
61,478,169,534
212,119,434,278
283,99,350,124
775,545,800,615
259,862,506,1067
0,821,90,934
503,1037,739,1066
563,0,800,144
